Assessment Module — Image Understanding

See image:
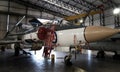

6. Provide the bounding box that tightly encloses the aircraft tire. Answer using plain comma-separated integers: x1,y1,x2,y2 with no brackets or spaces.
96,50,105,58
64,55,72,66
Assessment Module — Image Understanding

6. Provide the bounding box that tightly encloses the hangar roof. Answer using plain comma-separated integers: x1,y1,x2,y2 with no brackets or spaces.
12,0,120,18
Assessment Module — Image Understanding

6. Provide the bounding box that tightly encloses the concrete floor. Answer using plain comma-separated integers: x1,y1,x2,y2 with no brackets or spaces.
0,49,120,72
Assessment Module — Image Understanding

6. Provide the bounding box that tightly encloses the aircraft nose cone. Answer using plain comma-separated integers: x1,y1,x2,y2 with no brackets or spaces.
85,26,120,42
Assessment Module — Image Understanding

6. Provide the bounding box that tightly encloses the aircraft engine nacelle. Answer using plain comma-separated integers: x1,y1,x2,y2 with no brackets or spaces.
37,27,48,40
37,27,55,41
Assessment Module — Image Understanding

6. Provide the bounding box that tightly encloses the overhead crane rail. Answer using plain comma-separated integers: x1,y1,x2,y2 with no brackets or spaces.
64,10,103,21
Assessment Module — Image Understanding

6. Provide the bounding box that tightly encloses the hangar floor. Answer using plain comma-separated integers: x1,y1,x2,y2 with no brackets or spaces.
0,49,120,72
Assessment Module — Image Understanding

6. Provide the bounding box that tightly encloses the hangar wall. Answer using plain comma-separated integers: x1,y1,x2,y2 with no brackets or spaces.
0,0,119,39
0,14,7,39
85,8,120,28
0,0,55,39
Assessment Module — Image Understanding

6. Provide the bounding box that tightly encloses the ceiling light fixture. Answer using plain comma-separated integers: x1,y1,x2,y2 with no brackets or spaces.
113,8,120,14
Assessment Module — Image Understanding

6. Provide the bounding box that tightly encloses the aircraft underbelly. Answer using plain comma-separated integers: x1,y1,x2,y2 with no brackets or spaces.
87,42,120,51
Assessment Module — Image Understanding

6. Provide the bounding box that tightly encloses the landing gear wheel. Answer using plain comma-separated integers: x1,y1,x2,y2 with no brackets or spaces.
96,50,105,58
64,55,68,62
64,55,72,66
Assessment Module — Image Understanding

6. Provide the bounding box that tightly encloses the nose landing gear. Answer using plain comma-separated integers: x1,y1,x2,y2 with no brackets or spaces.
64,55,72,66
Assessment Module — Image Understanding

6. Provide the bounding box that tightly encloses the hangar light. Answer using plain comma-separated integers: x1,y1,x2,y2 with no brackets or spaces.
113,8,120,14
79,19,83,23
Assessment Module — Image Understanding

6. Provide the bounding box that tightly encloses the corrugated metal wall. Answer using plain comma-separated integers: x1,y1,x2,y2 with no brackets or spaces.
85,8,120,28
0,0,56,39
0,14,7,39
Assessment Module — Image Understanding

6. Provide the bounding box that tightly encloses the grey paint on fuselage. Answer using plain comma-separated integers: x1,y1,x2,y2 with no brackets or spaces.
83,34,120,52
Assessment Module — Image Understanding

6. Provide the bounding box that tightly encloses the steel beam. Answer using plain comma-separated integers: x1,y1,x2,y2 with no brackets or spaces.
12,0,67,18
64,10,103,21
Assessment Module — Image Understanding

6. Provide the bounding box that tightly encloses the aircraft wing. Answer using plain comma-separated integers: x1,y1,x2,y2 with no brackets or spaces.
96,33,120,42
82,33,120,51
8,27,38,36
0,40,22,45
